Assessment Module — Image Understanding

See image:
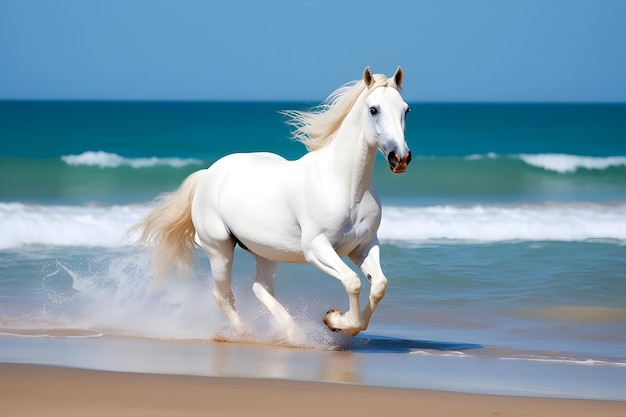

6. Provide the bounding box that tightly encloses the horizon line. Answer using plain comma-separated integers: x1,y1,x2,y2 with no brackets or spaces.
2,98,625,105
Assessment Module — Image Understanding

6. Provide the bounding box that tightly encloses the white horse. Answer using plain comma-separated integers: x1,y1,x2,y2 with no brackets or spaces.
131,67,411,341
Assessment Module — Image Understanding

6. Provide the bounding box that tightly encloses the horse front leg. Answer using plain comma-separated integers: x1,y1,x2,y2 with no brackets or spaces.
350,240,388,331
305,235,364,336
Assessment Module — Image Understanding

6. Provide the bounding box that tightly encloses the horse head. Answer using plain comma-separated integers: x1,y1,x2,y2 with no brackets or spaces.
362,66,412,174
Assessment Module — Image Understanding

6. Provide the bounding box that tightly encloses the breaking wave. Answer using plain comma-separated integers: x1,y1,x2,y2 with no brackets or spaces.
516,153,626,173
2,201,625,249
61,151,203,169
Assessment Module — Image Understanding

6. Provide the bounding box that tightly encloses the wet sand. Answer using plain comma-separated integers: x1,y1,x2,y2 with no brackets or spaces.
1,363,624,417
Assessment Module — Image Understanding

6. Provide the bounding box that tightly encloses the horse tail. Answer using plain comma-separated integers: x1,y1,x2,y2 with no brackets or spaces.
128,169,205,280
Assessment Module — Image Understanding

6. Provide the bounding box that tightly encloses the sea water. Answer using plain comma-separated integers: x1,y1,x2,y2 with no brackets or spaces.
1,101,625,397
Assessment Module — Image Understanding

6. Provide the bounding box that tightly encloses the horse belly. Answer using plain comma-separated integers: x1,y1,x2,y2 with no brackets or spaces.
214,155,306,263
225,204,306,263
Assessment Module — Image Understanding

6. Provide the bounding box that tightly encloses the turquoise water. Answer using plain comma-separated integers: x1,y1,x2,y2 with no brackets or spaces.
1,101,626,397
2,102,626,205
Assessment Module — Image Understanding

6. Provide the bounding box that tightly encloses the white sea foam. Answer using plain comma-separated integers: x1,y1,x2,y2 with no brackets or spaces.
380,203,626,243
499,356,626,368
61,150,203,168
2,202,626,249
410,350,469,358
0,202,149,249
518,153,626,173
465,152,498,160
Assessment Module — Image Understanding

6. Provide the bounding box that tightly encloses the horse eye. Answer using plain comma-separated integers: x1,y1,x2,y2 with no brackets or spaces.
369,107,378,115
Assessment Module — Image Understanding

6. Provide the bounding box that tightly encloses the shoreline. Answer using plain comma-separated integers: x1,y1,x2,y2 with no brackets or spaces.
2,363,625,417
2,332,626,401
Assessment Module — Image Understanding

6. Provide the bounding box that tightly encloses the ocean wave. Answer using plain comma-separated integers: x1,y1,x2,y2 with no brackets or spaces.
517,153,626,173
58,152,626,173
1,152,622,206
1,202,626,249
61,151,204,169
0,203,149,249
380,203,626,243
461,152,626,173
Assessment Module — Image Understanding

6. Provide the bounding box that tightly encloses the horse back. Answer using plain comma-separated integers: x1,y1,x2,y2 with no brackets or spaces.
193,152,380,262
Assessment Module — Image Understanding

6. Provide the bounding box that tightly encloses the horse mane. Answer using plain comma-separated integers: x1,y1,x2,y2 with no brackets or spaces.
282,73,395,152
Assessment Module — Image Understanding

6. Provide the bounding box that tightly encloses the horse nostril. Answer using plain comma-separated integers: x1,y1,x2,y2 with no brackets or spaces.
405,151,412,165
387,151,399,166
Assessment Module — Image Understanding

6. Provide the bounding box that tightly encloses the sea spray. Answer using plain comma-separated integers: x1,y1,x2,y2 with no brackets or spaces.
31,250,223,340
16,247,350,349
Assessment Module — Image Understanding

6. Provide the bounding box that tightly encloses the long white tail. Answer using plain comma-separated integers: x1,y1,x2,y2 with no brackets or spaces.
129,169,205,279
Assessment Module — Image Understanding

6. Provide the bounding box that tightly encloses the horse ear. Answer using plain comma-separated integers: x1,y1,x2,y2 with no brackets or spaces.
392,66,404,88
363,66,375,88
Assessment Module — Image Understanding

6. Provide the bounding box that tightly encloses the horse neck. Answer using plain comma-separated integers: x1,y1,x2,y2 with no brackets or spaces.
325,109,377,203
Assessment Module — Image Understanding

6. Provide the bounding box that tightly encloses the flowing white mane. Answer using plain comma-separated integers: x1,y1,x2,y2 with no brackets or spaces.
283,73,396,152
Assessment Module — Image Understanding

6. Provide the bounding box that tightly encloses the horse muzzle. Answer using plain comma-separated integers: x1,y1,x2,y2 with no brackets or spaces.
387,150,412,174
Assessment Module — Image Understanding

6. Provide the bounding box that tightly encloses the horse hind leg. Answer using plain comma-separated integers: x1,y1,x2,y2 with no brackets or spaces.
252,255,303,344
201,240,248,333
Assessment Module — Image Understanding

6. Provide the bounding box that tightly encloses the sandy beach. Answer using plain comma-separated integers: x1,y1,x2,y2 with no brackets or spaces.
1,364,624,417
1,363,625,417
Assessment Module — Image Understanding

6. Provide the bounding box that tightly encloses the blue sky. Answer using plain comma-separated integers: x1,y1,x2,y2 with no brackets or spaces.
1,0,625,102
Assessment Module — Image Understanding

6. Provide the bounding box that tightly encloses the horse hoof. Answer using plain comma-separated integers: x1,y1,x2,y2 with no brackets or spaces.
323,309,342,332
